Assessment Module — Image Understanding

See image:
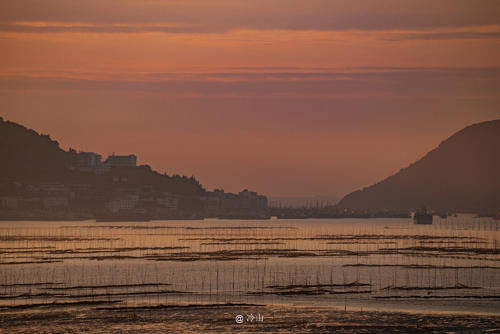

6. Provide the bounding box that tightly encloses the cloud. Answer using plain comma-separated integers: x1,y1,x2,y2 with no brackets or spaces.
1,0,500,33
384,31,500,41
0,22,200,34
2,21,500,44
2,67,499,99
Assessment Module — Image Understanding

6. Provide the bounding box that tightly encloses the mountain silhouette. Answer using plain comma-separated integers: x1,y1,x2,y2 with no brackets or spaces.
337,119,500,213
0,116,204,197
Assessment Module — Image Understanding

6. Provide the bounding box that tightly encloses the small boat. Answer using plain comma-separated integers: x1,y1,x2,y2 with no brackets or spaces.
414,208,433,225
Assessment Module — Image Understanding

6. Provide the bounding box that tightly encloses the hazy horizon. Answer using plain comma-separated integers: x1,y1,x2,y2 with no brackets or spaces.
1,1,500,196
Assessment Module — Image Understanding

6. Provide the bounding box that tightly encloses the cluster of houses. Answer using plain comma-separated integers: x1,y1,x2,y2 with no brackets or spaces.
0,151,268,220
0,183,73,212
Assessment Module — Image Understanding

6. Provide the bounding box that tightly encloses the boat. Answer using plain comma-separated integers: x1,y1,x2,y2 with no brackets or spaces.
413,208,433,225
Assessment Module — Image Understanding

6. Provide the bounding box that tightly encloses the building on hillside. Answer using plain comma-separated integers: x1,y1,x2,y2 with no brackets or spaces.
105,195,139,213
106,154,137,168
203,189,268,217
76,151,111,174
77,152,102,168
76,152,137,172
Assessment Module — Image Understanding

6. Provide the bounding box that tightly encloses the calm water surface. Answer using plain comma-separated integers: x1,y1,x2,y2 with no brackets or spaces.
0,215,498,314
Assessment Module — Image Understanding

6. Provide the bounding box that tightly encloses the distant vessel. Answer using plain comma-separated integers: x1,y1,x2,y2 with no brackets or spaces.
413,208,433,225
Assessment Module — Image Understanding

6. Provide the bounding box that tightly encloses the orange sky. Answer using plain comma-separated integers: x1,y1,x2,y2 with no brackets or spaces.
1,1,500,196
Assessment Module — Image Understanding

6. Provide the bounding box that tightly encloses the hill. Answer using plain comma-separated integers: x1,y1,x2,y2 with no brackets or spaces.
0,117,71,183
337,119,500,213
0,117,270,220
0,116,204,198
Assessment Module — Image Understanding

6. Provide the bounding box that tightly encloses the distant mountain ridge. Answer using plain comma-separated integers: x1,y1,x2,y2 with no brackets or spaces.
337,119,500,213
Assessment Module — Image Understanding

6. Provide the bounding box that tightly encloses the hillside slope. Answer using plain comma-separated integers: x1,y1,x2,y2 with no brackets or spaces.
0,116,204,196
337,120,500,213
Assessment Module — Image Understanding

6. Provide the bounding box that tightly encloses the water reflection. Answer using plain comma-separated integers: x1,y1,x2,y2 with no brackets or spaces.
0,215,498,314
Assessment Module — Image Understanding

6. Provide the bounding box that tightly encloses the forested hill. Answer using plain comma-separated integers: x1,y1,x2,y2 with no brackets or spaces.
337,120,500,213
0,116,204,196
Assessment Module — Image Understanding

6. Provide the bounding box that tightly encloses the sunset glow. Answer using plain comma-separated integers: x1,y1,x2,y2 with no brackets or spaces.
1,0,499,196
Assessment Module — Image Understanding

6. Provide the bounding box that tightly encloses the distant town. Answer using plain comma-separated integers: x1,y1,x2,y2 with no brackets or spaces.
1,117,499,221
0,117,272,221
0,150,269,221
0,146,408,221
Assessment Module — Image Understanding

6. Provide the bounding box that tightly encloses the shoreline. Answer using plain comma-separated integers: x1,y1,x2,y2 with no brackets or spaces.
1,303,499,333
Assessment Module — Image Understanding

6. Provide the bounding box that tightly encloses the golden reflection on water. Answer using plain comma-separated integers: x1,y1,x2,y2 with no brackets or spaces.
0,215,498,314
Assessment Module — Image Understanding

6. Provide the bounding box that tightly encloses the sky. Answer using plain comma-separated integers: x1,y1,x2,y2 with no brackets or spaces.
1,1,500,197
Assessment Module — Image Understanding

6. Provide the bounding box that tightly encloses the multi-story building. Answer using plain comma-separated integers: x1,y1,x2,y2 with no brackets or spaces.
77,152,102,168
76,152,110,174
106,154,137,168
77,152,137,173
203,189,268,217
